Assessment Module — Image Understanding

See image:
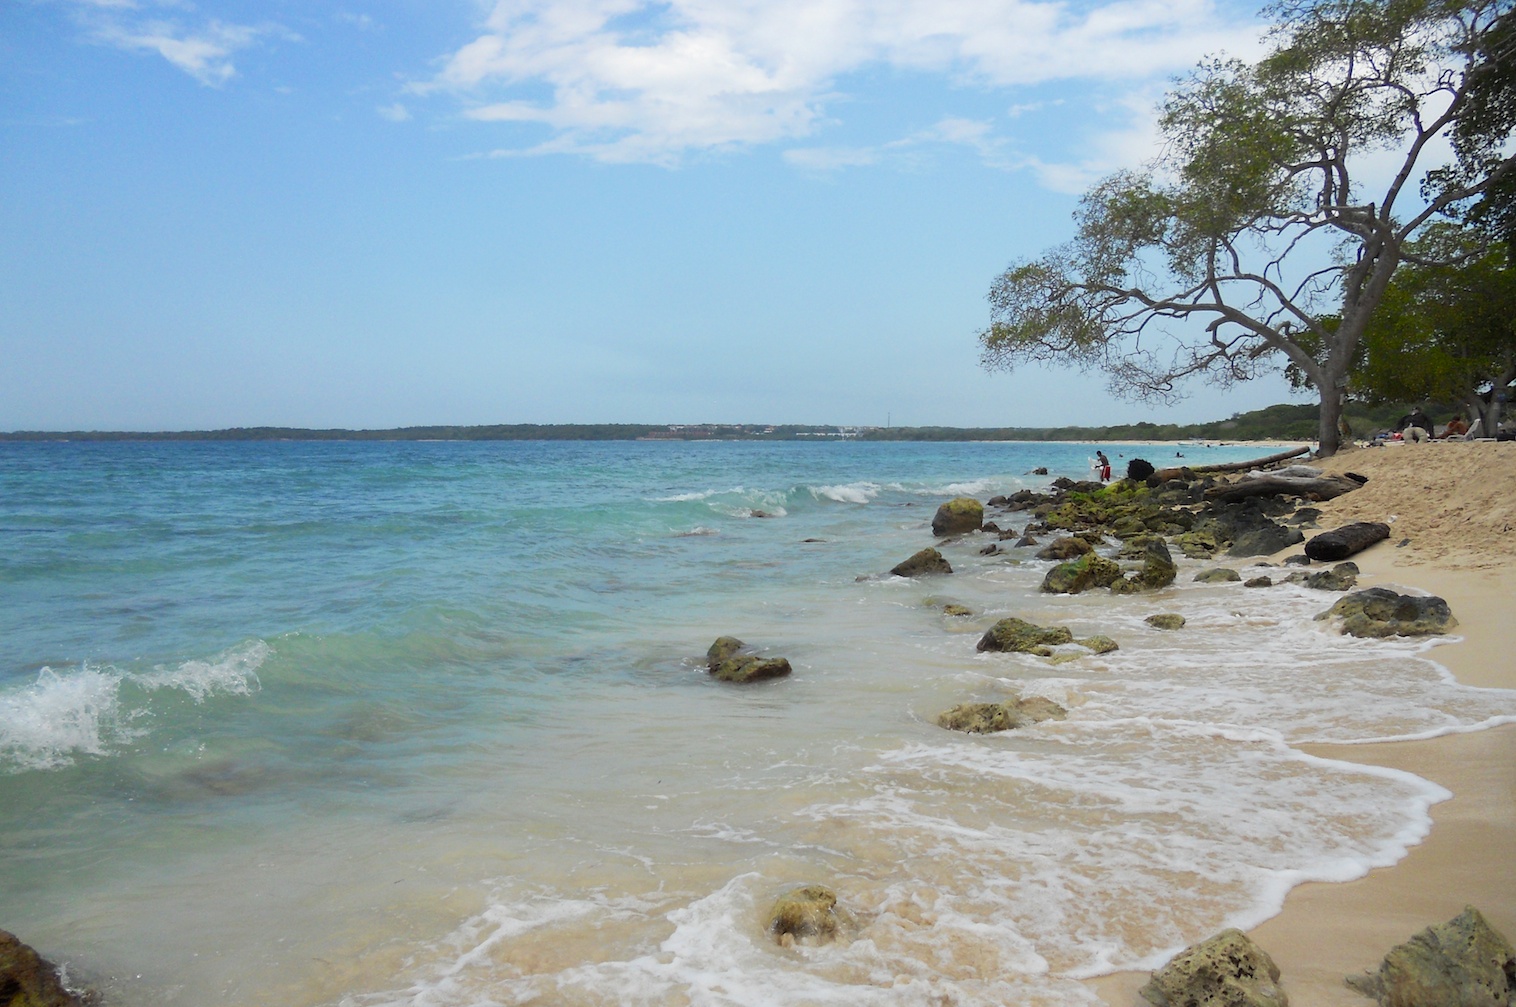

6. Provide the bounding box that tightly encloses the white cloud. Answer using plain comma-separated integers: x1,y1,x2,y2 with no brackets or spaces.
65,2,296,86
427,0,1266,167
378,102,413,122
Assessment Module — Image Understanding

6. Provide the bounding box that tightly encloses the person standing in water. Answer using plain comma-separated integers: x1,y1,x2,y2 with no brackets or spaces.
1096,450,1112,482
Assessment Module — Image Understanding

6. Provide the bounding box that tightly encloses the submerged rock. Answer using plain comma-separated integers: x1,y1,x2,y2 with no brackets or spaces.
976,618,1074,656
931,497,984,536
1141,928,1287,1007
941,604,974,617
0,930,85,1007
1145,613,1186,630
711,655,792,683
1346,906,1515,1007
1078,635,1120,654
768,885,855,947
936,696,1068,734
1246,575,1274,588
1194,567,1242,583
1041,553,1123,595
891,548,953,578
1317,588,1458,638
706,636,746,667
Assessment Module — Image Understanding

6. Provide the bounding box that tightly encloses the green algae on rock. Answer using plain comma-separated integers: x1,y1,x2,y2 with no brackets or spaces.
1317,588,1458,638
1145,613,1187,630
931,497,984,537
976,618,1075,656
891,547,953,578
0,930,84,1007
1042,553,1123,594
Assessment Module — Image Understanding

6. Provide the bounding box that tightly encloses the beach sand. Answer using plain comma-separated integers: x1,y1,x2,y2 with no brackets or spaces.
1095,439,1516,1007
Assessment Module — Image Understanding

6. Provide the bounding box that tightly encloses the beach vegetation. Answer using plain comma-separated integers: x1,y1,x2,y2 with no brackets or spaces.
979,0,1516,457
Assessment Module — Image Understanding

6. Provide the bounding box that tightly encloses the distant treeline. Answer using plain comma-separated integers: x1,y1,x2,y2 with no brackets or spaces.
0,402,1439,443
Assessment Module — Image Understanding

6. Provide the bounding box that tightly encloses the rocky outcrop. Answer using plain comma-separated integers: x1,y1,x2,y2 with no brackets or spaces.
0,930,84,1007
932,497,984,536
769,885,855,947
1042,553,1123,594
892,548,953,578
1145,613,1186,630
1194,567,1242,583
976,618,1074,656
1317,588,1458,638
1345,906,1515,1007
1284,562,1359,591
1141,928,1287,1007
937,696,1068,733
706,637,793,683
1037,536,1093,560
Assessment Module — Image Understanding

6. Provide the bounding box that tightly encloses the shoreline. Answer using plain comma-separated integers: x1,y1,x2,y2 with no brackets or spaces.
1093,441,1516,1006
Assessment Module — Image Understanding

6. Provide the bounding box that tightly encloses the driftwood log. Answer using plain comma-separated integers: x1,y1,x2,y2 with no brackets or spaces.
1305,522,1391,561
1203,473,1365,503
1150,446,1311,483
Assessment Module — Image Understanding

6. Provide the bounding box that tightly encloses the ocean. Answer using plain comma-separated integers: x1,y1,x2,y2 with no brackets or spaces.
3,439,1514,1007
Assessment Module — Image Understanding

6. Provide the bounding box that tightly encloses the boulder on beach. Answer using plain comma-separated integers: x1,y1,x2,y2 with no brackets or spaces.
937,696,1068,734
1345,906,1515,1007
1140,928,1287,1007
1042,553,1123,594
1145,613,1186,630
1285,562,1359,592
1037,536,1094,561
891,548,953,578
769,885,855,948
0,929,84,1007
976,618,1074,656
1317,588,1458,638
932,497,984,537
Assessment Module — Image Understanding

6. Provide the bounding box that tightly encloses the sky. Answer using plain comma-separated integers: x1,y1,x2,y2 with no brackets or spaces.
0,0,1310,431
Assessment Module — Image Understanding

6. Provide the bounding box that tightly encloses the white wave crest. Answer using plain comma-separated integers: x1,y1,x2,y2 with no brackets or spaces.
0,640,268,773
810,482,881,504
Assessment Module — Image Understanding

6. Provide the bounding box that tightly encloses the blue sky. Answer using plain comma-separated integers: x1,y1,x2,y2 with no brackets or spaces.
1,0,1305,431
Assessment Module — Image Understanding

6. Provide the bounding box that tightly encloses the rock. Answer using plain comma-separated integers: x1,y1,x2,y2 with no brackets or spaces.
1345,906,1515,1007
1042,553,1123,594
977,618,1075,656
1245,575,1274,588
769,885,854,947
1127,458,1156,481
0,930,84,1007
1194,568,1242,583
1175,530,1220,559
1140,928,1286,1007
1079,635,1120,654
707,636,746,668
1145,613,1186,630
1015,534,1040,548
892,548,953,577
1287,563,1359,591
1287,506,1323,526
982,521,1002,534
1305,521,1392,562
941,604,973,617
1227,523,1305,558
1317,588,1458,638
932,497,984,536
936,696,1069,734
1032,467,1049,475
979,543,1000,555
1134,538,1177,589
1037,536,1094,561
1284,554,1312,566
711,656,792,683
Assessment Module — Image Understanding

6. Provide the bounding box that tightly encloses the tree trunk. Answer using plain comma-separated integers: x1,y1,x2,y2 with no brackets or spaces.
1316,386,1345,457
1304,521,1391,561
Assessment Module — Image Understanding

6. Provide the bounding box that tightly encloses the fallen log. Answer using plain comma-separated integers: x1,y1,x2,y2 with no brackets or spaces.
1304,521,1391,561
1149,446,1311,483
1203,473,1364,504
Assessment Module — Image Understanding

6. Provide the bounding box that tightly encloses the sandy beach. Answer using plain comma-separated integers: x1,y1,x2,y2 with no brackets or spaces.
1096,438,1516,1006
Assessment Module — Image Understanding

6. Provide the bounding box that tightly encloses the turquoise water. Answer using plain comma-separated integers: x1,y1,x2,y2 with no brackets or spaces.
3,440,1513,1007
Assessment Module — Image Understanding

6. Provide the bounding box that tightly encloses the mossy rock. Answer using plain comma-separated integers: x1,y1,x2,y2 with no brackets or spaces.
1037,536,1093,561
1285,562,1359,591
941,604,973,617
1345,906,1515,1007
0,930,84,1007
1132,538,1176,590
891,547,952,578
1078,635,1120,654
1175,531,1220,559
1140,928,1285,1007
711,656,792,683
937,696,1068,733
768,885,855,947
1245,575,1274,588
1193,567,1241,584
706,636,746,667
1041,553,1123,595
1145,613,1186,630
976,618,1074,656
931,497,984,536
1317,588,1458,638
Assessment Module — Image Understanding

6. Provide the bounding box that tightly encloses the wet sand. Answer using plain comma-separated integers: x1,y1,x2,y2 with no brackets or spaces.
1095,440,1516,1006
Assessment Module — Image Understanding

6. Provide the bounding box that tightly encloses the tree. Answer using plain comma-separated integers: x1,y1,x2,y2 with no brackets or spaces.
980,0,1516,456
1352,224,1516,432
